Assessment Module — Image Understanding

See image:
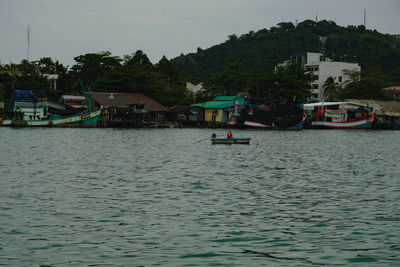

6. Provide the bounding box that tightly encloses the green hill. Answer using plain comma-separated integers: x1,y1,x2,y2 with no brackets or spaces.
170,20,400,85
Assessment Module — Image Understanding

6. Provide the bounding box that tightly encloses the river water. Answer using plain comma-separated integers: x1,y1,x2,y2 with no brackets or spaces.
0,128,399,266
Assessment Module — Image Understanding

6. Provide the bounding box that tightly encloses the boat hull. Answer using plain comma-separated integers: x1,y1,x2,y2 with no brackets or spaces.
311,116,374,129
2,110,101,127
211,137,250,144
242,121,273,128
242,114,306,129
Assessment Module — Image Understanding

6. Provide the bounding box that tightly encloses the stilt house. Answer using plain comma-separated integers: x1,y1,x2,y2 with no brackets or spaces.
92,92,168,127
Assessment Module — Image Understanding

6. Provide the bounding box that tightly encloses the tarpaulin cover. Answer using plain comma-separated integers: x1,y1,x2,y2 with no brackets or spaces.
13,90,37,102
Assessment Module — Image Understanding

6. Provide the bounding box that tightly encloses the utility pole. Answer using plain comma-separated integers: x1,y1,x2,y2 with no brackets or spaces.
27,24,30,61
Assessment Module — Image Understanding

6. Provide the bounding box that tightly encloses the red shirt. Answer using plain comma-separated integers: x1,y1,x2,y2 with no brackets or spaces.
227,132,233,138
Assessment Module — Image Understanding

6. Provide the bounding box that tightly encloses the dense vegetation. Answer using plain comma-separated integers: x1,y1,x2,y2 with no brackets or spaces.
199,61,316,102
170,19,400,85
0,51,189,107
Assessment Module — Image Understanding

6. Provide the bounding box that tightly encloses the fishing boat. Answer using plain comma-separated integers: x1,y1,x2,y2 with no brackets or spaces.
211,137,250,144
2,89,101,127
238,103,306,129
303,102,375,129
242,113,307,129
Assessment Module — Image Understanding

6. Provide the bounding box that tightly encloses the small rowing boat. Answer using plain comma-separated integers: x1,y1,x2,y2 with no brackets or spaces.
211,137,250,144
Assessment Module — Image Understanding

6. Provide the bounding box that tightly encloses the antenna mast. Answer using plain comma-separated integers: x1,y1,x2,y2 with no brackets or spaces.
319,36,327,55
27,24,30,61
364,9,366,28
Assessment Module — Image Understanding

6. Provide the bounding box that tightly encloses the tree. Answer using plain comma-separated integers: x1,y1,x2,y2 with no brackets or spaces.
0,60,50,100
35,57,56,73
170,19,400,85
94,51,189,106
155,56,179,82
71,51,121,90
124,50,152,67
336,69,388,99
322,76,337,100
277,22,295,32
203,62,247,96
269,62,315,100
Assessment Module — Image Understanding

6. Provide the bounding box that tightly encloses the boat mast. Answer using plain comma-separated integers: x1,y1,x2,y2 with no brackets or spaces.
79,78,93,112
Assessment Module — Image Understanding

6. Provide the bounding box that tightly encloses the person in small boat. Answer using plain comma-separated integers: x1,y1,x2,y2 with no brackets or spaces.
227,130,233,139
211,133,217,138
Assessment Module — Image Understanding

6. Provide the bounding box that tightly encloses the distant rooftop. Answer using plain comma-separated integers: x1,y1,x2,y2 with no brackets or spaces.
92,92,167,112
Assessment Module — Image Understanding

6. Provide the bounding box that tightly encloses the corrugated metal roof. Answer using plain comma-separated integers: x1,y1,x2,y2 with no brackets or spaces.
302,102,366,108
192,101,232,109
347,99,400,116
61,95,85,100
213,96,243,101
92,92,167,112
168,106,191,113
192,96,245,109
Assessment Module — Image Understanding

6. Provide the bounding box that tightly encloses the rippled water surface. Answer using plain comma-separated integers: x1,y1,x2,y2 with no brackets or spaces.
1,128,400,266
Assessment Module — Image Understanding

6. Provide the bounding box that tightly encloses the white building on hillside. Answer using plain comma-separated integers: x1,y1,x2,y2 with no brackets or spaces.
292,52,360,100
186,82,204,94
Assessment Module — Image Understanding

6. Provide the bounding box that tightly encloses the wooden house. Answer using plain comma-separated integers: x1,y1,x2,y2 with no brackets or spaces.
191,96,245,127
166,106,193,127
92,92,168,127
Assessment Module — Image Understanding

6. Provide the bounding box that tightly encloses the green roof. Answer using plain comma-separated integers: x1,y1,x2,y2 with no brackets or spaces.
192,96,245,109
213,96,242,101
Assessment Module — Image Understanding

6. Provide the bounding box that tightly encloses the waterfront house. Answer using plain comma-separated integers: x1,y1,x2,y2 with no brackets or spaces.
92,92,168,127
191,96,245,127
167,106,193,127
383,86,400,100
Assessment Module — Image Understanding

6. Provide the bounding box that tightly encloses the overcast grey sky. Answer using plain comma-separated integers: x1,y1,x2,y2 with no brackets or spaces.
1,0,399,67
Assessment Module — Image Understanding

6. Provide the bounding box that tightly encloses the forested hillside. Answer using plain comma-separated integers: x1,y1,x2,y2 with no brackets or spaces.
170,20,400,84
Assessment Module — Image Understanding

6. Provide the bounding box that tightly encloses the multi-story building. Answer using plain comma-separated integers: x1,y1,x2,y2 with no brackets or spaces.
292,52,361,100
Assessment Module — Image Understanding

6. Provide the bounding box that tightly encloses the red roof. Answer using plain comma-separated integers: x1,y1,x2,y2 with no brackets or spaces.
92,92,167,112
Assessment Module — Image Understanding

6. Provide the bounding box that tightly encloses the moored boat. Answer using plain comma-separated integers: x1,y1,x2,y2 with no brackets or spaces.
303,102,375,129
238,102,306,129
242,113,307,129
2,89,101,127
211,137,250,144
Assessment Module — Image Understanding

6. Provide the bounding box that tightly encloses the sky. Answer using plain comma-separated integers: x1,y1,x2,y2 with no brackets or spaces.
1,0,399,67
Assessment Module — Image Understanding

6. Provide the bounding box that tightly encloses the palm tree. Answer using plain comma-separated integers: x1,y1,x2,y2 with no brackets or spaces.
323,76,337,101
